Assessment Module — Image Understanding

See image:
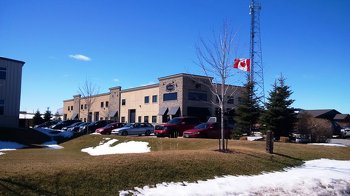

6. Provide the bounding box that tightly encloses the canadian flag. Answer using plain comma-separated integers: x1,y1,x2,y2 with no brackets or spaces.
233,58,251,72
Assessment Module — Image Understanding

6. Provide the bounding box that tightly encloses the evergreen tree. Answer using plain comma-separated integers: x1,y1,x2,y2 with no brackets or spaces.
261,75,296,140
43,108,52,122
234,79,261,136
33,110,43,125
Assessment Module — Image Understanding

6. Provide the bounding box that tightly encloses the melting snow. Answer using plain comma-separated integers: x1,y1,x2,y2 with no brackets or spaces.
308,143,347,147
121,159,350,196
81,138,151,156
0,152,5,156
247,136,263,141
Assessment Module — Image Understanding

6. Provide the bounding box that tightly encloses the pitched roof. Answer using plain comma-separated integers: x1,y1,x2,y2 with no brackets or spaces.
301,109,340,119
334,114,350,120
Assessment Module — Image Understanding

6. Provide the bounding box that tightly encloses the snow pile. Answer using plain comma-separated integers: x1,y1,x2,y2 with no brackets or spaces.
81,138,151,156
34,127,74,138
121,159,350,195
308,143,347,147
0,152,5,156
0,141,27,151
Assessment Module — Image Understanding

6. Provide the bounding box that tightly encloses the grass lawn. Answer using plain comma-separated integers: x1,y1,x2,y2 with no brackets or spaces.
1,134,350,195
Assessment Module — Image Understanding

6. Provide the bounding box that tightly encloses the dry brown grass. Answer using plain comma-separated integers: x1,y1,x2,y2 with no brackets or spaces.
1,134,349,195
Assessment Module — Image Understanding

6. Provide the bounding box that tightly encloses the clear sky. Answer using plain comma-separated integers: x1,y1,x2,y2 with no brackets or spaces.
1,0,349,114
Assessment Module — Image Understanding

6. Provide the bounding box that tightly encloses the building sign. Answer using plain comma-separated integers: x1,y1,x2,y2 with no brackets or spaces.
166,83,175,92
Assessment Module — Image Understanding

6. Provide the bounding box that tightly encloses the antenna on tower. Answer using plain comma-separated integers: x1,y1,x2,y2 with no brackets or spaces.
249,0,265,104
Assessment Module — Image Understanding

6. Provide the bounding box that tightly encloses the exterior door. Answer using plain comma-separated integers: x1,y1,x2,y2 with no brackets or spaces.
128,109,136,123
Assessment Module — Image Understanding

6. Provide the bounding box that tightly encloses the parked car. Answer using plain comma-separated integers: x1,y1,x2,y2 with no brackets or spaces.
79,120,113,134
70,122,91,132
341,126,350,138
95,122,125,135
34,120,60,128
62,122,84,131
111,123,154,136
154,117,200,138
183,122,231,139
50,120,81,130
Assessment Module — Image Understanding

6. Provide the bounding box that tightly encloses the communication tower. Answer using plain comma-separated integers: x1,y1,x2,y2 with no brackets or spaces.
249,0,265,104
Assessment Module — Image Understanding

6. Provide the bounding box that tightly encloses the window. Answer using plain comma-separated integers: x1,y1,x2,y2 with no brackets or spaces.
106,101,109,107
0,100,4,115
68,106,70,111
122,99,126,105
71,106,73,110
121,116,125,123
188,92,207,101
81,104,83,109
101,102,104,108
84,104,87,109
238,97,243,104
163,92,177,101
0,67,6,80
138,116,142,122
152,95,158,103
152,116,157,123
144,116,149,123
144,96,149,104
227,96,234,104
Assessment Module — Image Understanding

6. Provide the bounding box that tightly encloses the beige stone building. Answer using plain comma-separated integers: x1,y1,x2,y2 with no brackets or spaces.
63,73,244,124
0,57,25,128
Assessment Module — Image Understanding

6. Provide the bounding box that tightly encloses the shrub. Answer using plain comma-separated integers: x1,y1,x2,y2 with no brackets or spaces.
279,137,289,143
295,113,332,143
239,136,247,140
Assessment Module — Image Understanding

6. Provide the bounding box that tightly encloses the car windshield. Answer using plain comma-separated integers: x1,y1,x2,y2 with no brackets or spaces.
194,123,208,129
123,123,133,127
168,118,182,125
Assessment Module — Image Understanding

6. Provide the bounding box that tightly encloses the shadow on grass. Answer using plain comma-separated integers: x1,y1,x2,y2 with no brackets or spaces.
0,178,56,196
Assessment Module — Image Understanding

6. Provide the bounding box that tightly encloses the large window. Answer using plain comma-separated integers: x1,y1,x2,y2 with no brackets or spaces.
144,116,149,123
152,95,158,103
227,96,234,104
101,102,104,108
163,92,177,101
0,67,6,80
0,100,4,115
144,96,149,104
106,101,109,107
122,99,126,105
152,116,157,123
188,92,207,101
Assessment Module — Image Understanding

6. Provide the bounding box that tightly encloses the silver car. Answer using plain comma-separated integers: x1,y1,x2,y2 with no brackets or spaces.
111,123,154,136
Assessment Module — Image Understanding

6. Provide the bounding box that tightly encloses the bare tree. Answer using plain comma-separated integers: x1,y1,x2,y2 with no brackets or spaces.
78,80,99,123
194,23,239,152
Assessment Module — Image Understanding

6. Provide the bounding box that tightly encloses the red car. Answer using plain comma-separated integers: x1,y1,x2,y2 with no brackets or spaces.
95,122,125,135
154,117,200,138
183,122,231,139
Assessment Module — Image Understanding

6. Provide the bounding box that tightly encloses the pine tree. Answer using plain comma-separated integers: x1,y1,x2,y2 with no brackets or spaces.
234,79,261,136
43,108,52,122
261,75,296,140
33,110,43,125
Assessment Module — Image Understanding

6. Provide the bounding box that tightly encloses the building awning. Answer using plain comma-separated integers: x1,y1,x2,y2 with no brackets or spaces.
109,110,118,117
159,107,168,115
168,106,180,115
71,113,78,120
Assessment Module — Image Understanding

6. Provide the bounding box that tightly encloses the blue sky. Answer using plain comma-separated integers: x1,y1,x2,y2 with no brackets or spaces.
1,0,349,114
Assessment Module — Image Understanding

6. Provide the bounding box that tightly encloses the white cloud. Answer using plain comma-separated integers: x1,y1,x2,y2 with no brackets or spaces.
140,81,156,86
69,54,91,61
113,78,120,82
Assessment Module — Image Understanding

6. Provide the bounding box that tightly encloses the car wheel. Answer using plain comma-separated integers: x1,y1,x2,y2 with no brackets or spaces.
145,130,151,136
122,131,128,136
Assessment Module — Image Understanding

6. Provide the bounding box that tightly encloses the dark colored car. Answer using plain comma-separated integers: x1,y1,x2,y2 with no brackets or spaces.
95,122,125,134
34,120,61,128
69,122,91,132
79,120,113,134
50,120,81,130
62,122,84,131
154,117,200,138
183,122,231,139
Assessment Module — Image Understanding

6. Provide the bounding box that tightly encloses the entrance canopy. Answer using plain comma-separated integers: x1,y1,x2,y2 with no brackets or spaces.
159,107,168,115
168,106,180,115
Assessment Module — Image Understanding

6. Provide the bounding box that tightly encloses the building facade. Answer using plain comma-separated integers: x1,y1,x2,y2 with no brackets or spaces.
0,57,25,128
63,73,244,124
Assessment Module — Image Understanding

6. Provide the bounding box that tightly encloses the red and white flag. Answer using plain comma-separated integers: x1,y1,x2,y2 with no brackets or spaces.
233,58,251,72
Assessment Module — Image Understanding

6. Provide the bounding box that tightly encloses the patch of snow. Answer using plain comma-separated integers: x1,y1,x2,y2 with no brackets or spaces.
0,152,5,155
308,143,347,147
0,141,27,150
247,136,263,141
121,159,350,196
81,139,151,156
45,144,64,149
90,132,101,135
